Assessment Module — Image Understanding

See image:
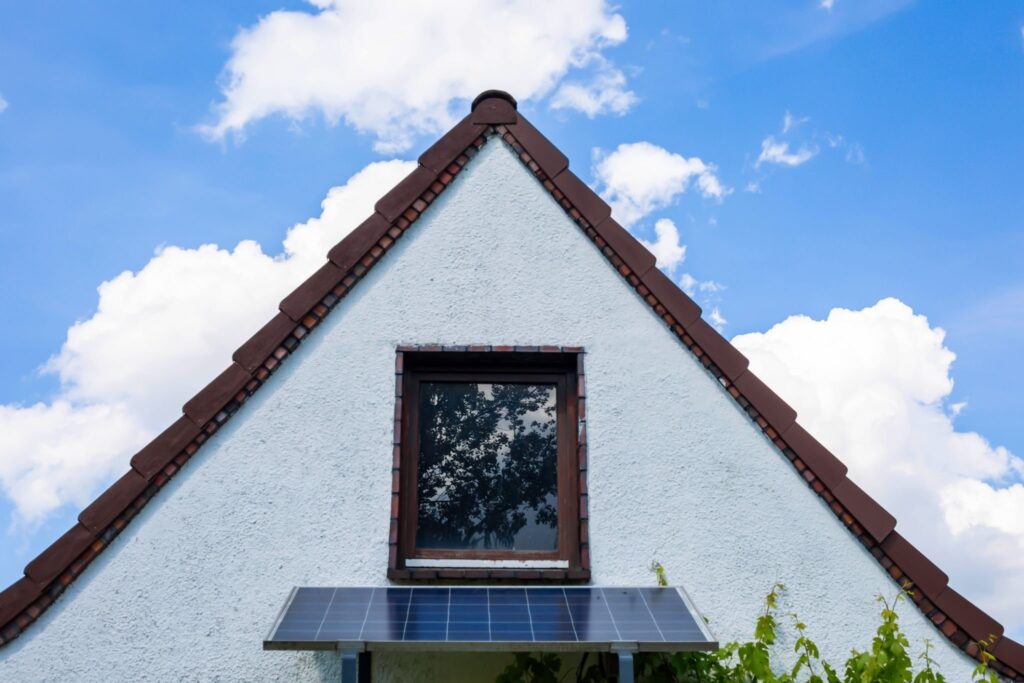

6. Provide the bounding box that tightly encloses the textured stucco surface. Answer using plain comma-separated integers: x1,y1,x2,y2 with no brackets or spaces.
0,140,978,681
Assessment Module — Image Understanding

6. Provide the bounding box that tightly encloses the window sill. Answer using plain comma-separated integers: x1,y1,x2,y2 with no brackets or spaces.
387,567,591,583
404,558,569,569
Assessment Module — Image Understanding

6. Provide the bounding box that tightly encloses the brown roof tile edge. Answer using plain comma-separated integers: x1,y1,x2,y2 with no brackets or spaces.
0,91,1018,678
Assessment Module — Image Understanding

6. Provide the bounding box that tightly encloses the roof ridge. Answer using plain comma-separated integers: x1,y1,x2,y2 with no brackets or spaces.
0,91,1019,679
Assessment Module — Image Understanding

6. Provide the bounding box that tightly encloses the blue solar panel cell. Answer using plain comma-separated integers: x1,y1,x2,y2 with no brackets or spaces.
265,586,715,652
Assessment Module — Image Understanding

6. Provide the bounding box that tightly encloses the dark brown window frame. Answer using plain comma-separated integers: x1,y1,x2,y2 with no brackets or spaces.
388,345,590,582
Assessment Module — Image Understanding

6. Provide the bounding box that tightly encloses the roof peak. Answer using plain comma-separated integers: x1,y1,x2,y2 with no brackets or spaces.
471,89,517,111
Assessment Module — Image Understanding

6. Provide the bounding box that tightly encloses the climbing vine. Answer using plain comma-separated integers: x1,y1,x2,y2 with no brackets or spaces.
495,565,1001,683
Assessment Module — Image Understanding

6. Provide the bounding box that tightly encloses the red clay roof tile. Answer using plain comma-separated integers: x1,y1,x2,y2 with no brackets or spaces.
778,423,847,489
733,371,797,435
328,213,391,273
994,637,1024,676
0,578,42,628
471,89,517,112
831,478,897,542
279,261,344,322
232,313,298,374
182,362,252,427
78,470,149,535
24,524,95,586
506,116,568,178
933,587,1004,642
375,166,437,222
590,217,657,279
880,531,949,598
419,117,487,174
469,91,518,125
643,268,702,327
686,318,749,381
550,170,611,225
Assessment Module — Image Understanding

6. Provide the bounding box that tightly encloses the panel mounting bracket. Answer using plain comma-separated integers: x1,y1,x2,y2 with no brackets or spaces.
611,643,639,683
337,644,368,683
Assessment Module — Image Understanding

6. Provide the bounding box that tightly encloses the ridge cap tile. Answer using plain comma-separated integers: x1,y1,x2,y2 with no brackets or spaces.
233,312,297,374
777,422,847,489
78,470,148,534
328,213,391,273
375,165,437,222
732,370,797,435
0,578,42,628
470,96,517,125
419,115,487,174
182,362,252,427
642,267,702,327
550,169,611,224
880,531,949,598
130,415,201,480
933,586,1004,642
591,216,657,279
993,637,1024,676
506,116,568,177
831,478,897,542
24,524,96,586
686,317,749,380
279,261,344,322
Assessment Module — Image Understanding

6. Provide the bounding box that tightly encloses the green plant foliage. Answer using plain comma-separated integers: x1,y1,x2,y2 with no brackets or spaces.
496,652,565,683
494,567,1003,683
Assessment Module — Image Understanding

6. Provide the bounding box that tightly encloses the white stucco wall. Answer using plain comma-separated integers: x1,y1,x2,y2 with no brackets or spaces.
0,140,979,682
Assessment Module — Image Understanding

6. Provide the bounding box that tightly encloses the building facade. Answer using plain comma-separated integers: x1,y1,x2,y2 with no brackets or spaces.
1,92,1020,682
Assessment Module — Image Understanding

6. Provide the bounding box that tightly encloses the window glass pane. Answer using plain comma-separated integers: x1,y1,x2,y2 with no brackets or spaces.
416,382,558,551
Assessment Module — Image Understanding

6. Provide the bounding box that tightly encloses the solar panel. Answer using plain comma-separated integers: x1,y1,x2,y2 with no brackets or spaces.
264,586,716,653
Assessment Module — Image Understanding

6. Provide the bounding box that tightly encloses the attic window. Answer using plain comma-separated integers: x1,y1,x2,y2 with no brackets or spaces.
389,347,588,581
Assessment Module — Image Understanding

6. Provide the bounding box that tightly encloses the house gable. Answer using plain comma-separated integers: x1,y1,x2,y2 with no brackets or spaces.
0,92,1020,681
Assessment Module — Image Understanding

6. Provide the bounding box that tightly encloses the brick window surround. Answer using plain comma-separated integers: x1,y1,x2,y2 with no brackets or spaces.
388,345,590,582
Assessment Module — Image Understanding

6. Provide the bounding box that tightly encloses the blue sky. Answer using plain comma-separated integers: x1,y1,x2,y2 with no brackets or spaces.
2,1,1023,639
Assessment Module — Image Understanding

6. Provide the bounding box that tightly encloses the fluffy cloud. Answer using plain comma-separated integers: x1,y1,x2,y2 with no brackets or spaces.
593,141,729,227
0,94,8,113
0,159,416,526
639,218,687,272
550,65,637,117
733,298,1024,630
755,135,818,167
592,141,730,322
200,0,634,152
0,402,148,522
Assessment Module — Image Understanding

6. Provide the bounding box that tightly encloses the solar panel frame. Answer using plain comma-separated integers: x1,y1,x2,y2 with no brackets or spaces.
264,586,717,653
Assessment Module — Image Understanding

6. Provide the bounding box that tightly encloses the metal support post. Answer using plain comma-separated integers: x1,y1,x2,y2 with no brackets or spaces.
611,645,637,683
339,646,367,683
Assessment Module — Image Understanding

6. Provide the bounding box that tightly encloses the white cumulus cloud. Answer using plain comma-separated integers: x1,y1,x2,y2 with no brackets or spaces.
639,218,687,272
199,0,634,152
593,141,729,228
732,298,1024,631
756,135,818,167
550,64,637,117
0,159,416,526
0,94,8,113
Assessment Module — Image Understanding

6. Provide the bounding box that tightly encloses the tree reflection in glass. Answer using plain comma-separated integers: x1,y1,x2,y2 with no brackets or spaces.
416,382,558,551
